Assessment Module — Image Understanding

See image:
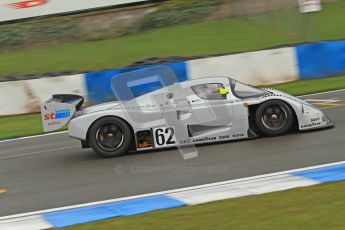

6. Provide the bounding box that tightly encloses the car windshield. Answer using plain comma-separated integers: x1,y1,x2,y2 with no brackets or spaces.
229,79,267,99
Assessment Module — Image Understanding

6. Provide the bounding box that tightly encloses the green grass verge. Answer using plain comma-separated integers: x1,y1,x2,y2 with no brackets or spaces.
264,75,345,96
0,114,66,140
63,181,345,230
0,114,42,140
0,18,289,77
1,75,344,140
0,0,345,77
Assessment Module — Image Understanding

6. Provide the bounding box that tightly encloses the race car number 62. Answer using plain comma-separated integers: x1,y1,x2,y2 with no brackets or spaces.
154,127,176,146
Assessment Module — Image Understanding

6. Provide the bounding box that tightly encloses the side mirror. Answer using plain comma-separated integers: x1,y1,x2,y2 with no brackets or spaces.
219,88,229,95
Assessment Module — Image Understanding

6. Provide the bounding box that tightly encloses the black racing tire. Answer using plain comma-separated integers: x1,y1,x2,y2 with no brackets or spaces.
89,117,132,157
255,100,294,137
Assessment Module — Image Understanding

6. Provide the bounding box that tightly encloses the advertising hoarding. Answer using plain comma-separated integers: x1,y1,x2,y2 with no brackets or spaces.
0,0,148,22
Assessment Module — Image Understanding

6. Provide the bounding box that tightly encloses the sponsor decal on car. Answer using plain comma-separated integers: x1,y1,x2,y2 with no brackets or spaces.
44,109,71,121
311,118,320,122
301,121,322,129
192,136,216,143
301,117,326,129
218,135,231,140
232,133,245,138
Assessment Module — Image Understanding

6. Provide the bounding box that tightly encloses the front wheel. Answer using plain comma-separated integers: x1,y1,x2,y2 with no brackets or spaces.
255,100,294,137
89,117,132,157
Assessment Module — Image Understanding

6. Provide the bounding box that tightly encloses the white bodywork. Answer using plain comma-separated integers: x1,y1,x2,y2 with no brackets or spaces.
61,77,332,151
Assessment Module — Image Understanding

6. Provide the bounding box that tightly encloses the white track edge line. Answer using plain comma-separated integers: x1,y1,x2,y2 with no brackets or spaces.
1,159,344,221
298,88,345,97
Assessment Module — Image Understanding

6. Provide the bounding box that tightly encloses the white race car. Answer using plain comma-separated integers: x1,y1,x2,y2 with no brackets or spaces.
41,66,333,157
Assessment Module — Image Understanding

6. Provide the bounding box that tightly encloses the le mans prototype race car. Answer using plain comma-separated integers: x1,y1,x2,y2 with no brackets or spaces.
41,66,333,157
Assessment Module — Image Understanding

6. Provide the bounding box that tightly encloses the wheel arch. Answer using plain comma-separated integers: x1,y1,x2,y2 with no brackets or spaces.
85,115,137,151
248,99,300,132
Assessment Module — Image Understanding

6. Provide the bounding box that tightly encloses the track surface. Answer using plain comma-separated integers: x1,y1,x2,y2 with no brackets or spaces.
0,90,344,217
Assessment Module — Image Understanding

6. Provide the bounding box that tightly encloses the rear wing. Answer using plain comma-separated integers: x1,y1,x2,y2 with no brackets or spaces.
41,94,84,132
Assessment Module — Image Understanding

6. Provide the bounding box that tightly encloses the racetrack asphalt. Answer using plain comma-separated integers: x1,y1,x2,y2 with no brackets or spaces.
0,90,344,217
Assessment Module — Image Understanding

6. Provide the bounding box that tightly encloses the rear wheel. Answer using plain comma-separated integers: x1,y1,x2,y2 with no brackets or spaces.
89,117,132,157
255,100,294,137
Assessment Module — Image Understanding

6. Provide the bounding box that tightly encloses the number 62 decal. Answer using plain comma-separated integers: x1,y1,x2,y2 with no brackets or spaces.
153,127,176,147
